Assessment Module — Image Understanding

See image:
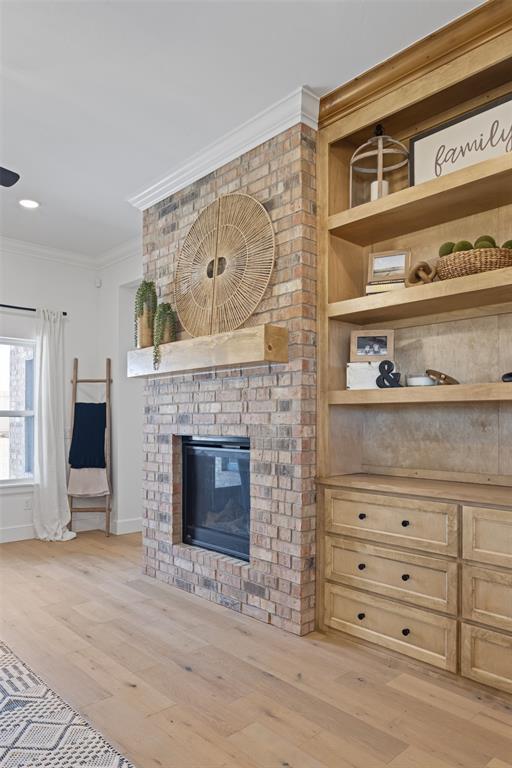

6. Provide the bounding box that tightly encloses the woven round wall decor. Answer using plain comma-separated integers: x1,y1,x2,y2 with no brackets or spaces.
174,193,275,337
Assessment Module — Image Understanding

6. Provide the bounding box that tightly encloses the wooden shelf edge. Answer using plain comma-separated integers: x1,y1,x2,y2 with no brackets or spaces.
126,323,288,378
328,382,512,405
327,154,512,245
316,473,512,506
328,267,512,325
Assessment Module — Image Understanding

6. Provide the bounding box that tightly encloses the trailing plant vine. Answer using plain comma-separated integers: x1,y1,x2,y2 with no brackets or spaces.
134,280,157,346
153,302,177,369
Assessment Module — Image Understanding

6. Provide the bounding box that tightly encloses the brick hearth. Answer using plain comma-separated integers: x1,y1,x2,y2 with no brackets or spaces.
141,123,317,635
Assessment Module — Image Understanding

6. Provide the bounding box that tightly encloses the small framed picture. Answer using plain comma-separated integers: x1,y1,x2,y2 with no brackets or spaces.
368,250,411,283
350,329,395,363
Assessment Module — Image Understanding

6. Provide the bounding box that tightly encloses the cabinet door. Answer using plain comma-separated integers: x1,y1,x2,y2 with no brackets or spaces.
325,536,457,614
325,489,458,555
462,565,512,632
325,583,457,671
461,624,512,695
462,506,512,568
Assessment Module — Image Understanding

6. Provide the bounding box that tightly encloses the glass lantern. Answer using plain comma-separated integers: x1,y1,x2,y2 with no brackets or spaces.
349,124,408,208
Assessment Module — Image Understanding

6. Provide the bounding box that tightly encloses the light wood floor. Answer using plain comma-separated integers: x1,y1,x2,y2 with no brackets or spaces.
1,532,511,768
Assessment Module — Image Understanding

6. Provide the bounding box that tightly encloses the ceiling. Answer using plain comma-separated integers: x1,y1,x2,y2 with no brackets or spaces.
0,0,480,261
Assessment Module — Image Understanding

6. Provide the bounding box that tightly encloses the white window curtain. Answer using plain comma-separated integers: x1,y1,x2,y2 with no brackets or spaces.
33,309,76,541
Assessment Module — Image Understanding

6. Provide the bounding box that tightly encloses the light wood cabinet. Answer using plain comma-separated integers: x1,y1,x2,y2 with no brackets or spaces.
316,2,512,695
325,489,457,556
462,506,512,569
325,536,457,614
461,624,512,695
320,476,512,694
462,565,512,633
325,583,457,672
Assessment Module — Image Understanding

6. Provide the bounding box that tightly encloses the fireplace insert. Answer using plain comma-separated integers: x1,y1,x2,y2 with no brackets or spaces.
182,436,250,561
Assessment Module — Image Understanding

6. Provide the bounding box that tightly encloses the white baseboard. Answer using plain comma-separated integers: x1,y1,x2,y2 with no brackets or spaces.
111,517,142,535
0,517,141,543
0,523,35,544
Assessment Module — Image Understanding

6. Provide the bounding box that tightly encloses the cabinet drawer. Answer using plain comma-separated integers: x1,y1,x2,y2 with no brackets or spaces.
461,624,512,695
325,489,458,555
325,583,457,671
325,537,457,614
462,506,512,568
462,565,512,632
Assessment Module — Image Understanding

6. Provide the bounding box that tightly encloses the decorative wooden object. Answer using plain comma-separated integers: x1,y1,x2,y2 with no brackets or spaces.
316,0,512,694
406,261,437,286
127,323,288,378
174,193,275,337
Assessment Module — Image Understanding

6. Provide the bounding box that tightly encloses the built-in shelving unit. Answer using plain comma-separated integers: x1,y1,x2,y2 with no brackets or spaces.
329,382,512,406
316,1,512,693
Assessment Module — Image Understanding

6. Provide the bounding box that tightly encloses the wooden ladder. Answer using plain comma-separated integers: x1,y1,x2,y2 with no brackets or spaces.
68,358,112,536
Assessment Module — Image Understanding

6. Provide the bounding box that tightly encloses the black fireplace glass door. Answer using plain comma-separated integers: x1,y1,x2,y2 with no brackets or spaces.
183,439,250,560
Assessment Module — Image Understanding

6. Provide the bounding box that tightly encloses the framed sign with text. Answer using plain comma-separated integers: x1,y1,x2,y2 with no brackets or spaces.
409,93,512,185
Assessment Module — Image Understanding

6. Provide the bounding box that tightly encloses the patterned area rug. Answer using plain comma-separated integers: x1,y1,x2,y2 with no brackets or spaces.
0,642,135,767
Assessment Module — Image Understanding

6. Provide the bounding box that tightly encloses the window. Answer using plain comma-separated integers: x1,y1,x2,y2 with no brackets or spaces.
0,338,35,484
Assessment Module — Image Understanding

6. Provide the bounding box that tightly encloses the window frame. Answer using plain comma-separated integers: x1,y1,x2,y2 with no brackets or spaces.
0,336,36,487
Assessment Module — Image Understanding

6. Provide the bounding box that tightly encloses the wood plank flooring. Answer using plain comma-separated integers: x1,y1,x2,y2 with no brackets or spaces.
0,531,511,768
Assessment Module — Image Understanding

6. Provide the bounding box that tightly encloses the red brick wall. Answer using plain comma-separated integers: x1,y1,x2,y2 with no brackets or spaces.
142,123,317,635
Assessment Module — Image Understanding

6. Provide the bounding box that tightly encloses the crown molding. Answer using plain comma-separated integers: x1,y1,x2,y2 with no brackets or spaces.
319,0,512,128
128,85,320,211
0,236,94,269
96,238,141,269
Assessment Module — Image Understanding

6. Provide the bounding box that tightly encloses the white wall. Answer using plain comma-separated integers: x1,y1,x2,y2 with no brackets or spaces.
96,254,143,535
0,240,142,541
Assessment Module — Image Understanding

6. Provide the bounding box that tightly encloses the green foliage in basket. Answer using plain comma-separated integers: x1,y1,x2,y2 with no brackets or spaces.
438,241,455,257
153,302,177,370
453,240,473,252
134,280,157,345
474,235,497,248
502,240,512,250
473,240,495,250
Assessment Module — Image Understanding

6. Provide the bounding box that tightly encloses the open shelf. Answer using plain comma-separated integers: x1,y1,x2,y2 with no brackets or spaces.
127,323,288,378
328,267,512,325
328,382,512,406
328,154,512,245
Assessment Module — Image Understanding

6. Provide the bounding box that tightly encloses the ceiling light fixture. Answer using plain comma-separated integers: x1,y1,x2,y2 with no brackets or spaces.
19,199,40,209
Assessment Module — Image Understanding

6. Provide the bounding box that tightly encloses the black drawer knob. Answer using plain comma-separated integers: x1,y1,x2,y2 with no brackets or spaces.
401,519,410,527
402,628,410,636
358,513,367,520
357,563,366,571
401,573,410,581
357,612,365,620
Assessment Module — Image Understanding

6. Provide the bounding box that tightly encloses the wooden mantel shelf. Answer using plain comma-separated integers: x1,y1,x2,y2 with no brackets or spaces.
126,323,288,378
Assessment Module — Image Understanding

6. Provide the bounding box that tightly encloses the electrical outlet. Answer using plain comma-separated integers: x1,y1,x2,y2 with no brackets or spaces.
23,498,32,511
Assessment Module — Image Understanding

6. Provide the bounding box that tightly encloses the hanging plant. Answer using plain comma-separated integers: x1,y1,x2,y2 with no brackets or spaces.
134,280,157,348
153,302,177,369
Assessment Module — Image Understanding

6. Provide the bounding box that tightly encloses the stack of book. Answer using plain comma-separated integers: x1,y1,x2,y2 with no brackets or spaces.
366,279,406,295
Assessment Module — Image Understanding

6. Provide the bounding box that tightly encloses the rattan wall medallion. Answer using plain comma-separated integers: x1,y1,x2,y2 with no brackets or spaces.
174,193,275,337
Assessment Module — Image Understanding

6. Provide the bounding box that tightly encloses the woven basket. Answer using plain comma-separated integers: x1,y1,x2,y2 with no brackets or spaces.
437,247,512,280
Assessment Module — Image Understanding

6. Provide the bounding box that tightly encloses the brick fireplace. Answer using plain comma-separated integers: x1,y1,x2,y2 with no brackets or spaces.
141,123,317,635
